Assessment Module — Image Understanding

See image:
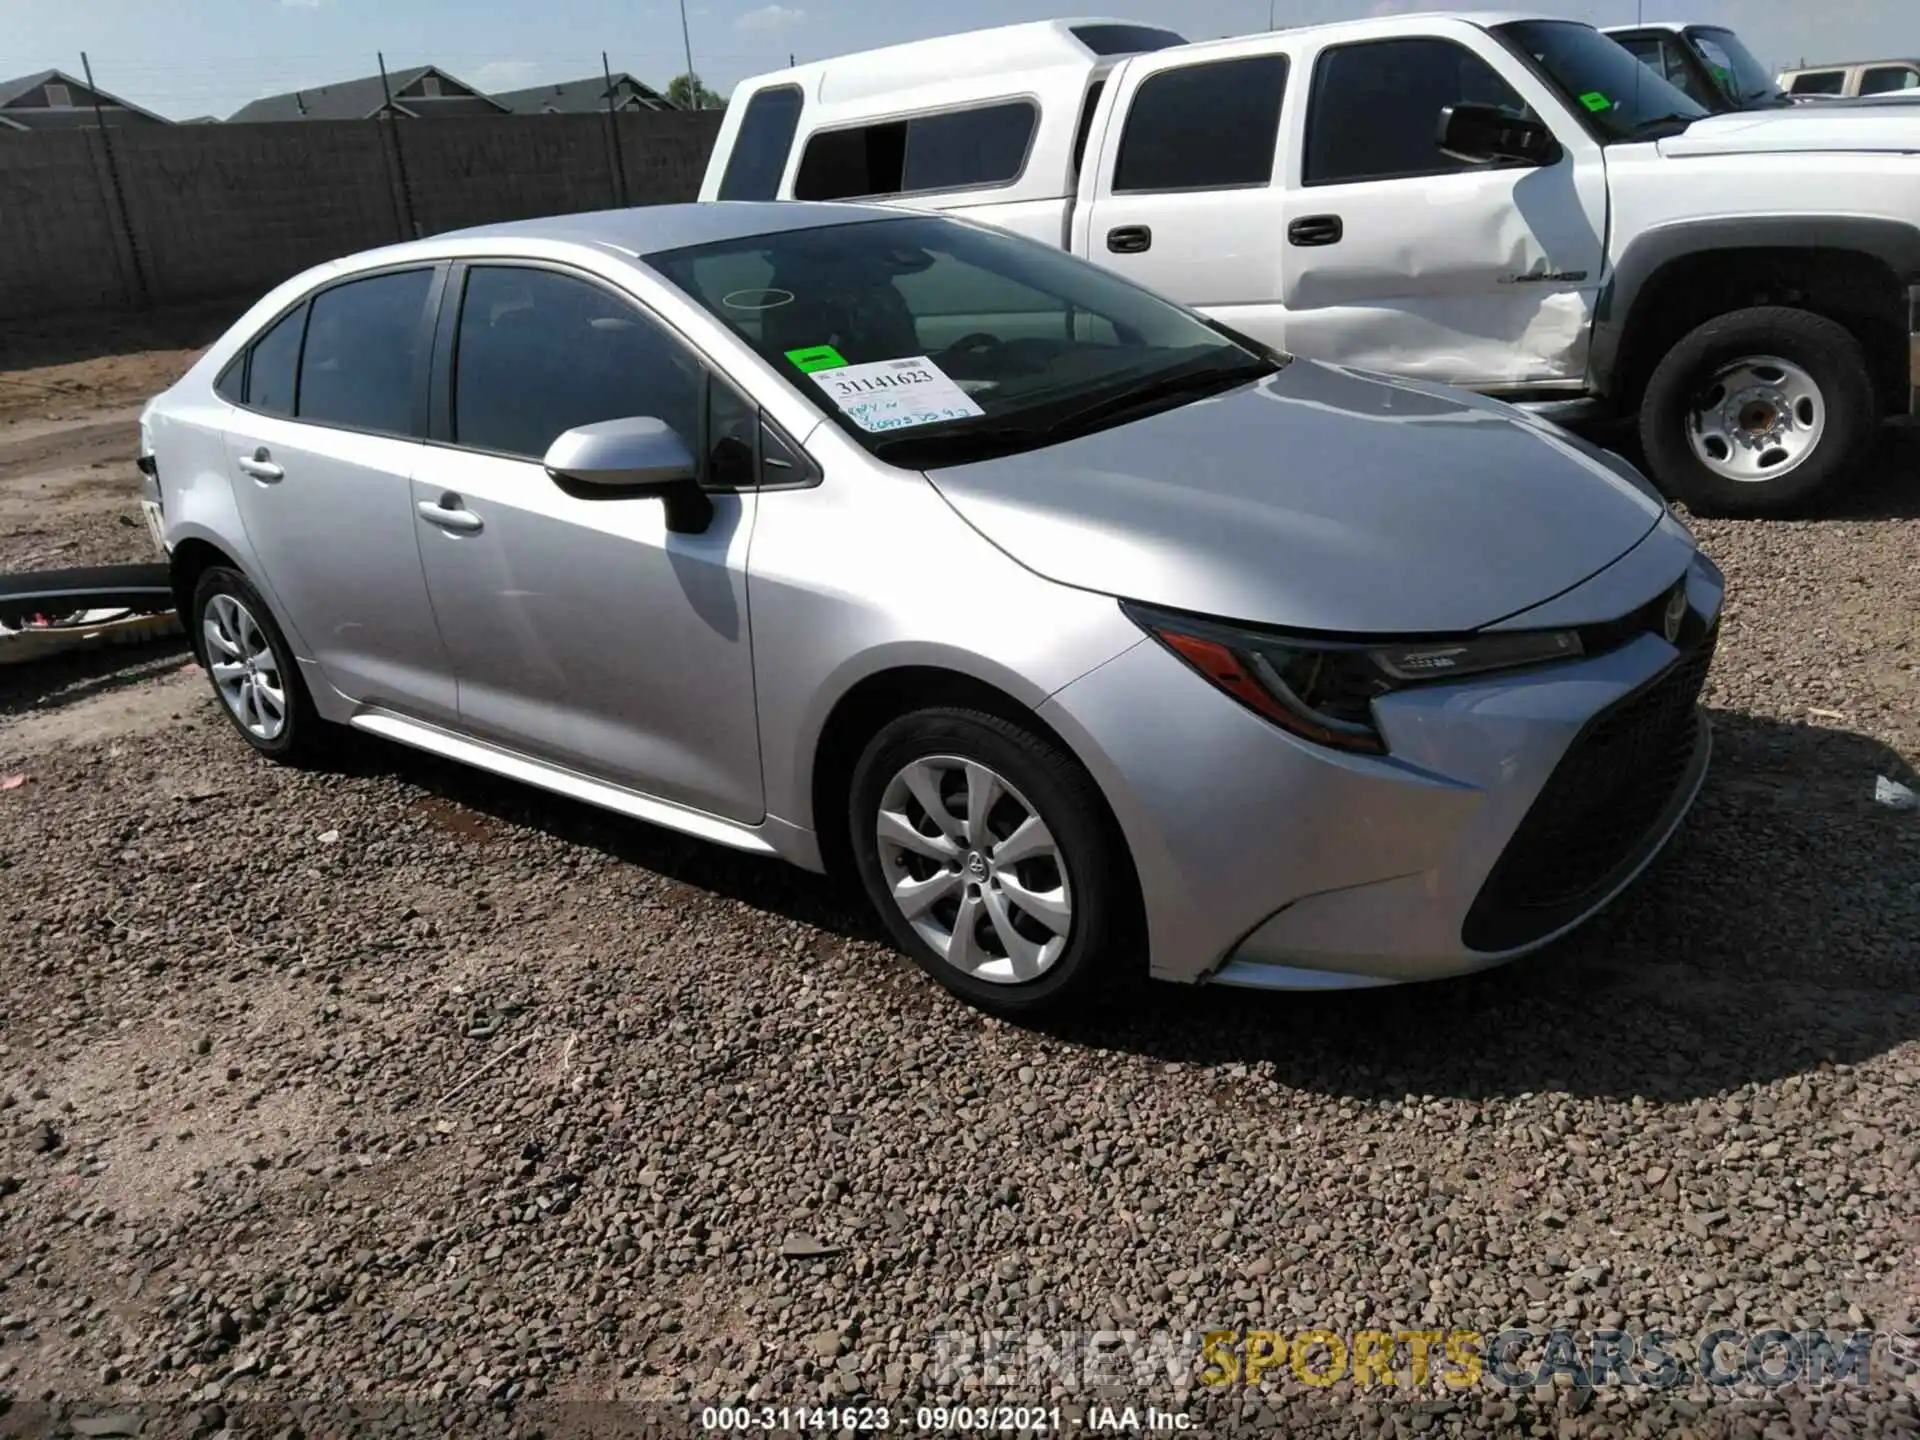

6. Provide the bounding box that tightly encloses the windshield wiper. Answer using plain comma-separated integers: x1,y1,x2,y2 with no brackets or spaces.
1628,111,1701,138
869,354,1276,467
1036,356,1277,441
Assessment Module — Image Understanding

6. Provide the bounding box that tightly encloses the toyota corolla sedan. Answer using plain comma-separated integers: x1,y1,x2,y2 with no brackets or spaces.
138,202,1721,1016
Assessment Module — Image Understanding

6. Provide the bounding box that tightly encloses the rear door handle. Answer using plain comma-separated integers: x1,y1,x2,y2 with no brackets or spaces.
416,495,484,534
237,448,283,482
1106,225,1152,254
1287,214,1344,247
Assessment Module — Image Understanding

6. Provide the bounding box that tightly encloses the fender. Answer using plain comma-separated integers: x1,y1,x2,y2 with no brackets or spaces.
1587,214,1920,397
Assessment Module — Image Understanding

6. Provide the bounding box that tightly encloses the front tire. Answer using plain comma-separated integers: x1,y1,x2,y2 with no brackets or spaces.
1639,305,1878,516
191,567,323,763
849,708,1133,1018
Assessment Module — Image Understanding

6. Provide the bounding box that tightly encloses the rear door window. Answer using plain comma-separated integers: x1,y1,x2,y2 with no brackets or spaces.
245,304,307,418
1860,65,1920,95
718,85,804,200
1112,53,1289,193
1305,38,1531,186
296,269,433,435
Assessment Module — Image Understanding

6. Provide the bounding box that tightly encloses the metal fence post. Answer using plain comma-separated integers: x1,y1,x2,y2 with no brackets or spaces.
80,52,149,310
378,52,420,237
603,51,631,208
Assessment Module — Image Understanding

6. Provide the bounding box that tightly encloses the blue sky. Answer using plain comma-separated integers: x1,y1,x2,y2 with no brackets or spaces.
4,0,1907,120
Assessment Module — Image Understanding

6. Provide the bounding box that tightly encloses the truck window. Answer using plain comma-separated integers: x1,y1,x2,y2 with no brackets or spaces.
718,85,804,201
1071,23,1187,56
1860,65,1920,95
794,101,1037,200
1306,37,1529,185
1112,54,1288,194
1787,70,1845,95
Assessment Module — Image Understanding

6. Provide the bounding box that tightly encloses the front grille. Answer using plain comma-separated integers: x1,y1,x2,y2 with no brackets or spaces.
1462,625,1717,952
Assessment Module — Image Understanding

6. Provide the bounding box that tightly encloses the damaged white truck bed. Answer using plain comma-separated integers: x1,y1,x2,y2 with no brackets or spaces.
704,12,1920,515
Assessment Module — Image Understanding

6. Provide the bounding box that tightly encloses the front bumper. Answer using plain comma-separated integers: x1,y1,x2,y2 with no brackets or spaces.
1039,547,1724,990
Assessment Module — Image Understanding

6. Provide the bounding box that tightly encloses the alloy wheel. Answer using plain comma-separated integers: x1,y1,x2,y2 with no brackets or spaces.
1686,355,1826,482
203,592,287,742
873,755,1073,985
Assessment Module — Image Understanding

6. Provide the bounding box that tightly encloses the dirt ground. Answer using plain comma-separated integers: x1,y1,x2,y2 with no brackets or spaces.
1,316,1917,1439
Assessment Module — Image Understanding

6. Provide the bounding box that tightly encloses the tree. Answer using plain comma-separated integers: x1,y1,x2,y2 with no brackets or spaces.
667,73,726,110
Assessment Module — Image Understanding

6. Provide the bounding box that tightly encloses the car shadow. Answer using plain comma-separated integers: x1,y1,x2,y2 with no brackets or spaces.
0,635,192,722
309,702,1918,1105
1039,706,1920,1102
315,726,887,945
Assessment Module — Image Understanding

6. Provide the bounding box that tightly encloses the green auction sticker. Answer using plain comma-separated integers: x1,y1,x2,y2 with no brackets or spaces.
785,344,847,373
1579,91,1612,112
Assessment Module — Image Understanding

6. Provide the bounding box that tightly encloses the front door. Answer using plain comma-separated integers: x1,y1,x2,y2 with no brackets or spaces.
222,266,457,721
1278,32,1608,389
410,262,764,822
1079,44,1294,352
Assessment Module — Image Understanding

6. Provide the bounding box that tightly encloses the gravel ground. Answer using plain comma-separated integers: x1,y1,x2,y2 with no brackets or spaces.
1,328,1917,1439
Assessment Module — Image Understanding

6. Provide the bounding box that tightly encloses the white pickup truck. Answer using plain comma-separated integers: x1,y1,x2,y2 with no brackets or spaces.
700,13,1920,515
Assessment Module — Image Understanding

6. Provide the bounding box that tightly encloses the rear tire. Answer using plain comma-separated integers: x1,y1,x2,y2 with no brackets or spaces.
848,707,1134,1018
1639,305,1877,516
191,566,324,764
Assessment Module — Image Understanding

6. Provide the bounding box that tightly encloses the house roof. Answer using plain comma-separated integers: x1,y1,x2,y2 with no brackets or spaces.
0,68,171,125
227,65,506,122
490,73,675,114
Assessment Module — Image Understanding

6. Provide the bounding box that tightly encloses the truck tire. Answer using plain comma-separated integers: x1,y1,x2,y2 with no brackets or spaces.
1639,306,1878,516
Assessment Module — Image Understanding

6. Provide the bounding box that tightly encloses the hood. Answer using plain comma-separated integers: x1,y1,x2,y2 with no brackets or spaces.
1658,105,1920,156
925,361,1667,635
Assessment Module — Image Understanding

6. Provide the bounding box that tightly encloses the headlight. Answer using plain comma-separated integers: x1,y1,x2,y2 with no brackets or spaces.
1122,601,1583,754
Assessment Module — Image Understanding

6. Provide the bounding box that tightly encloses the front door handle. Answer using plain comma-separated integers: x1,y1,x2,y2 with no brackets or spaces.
1106,225,1152,254
237,448,283,482
416,495,484,534
1287,214,1344,247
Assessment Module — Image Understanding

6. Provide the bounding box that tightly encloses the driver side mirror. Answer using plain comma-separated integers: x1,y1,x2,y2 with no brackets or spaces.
543,417,713,534
1436,104,1561,167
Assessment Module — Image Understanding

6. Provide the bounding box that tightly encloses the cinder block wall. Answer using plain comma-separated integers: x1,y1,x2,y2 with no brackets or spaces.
0,110,725,321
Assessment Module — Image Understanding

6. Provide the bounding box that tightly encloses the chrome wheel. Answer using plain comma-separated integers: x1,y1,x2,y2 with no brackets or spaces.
202,592,287,742
1687,355,1825,482
874,755,1072,985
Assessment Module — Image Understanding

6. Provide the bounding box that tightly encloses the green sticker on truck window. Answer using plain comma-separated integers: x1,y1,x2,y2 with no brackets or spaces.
1579,91,1612,112
785,344,847,373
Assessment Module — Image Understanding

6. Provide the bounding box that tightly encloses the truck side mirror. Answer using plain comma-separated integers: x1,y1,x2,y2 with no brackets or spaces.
1437,104,1561,167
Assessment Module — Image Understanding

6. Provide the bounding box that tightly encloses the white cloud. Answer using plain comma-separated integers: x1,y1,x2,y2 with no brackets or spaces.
468,60,545,93
735,3,804,33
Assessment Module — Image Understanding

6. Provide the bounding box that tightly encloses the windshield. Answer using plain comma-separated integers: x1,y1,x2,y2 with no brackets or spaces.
1495,19,1709,141
1690,27,1782,104
646,215,1277,466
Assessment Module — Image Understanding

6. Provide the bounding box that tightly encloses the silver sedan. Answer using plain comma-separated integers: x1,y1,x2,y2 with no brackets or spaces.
138,202,1722,1015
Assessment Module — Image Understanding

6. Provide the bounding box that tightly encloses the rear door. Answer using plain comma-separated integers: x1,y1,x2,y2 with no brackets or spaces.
1277,28,1607,388
1078,42,1293,350
221,265,457,721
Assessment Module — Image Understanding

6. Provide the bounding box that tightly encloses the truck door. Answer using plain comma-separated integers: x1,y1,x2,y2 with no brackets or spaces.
1078,40,1294,352
1277,28,1607,389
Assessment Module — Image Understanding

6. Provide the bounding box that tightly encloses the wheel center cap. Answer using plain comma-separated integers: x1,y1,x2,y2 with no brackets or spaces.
965,852,989,880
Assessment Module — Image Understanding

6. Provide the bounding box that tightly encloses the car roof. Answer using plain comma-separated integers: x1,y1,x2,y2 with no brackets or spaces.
437,201,900,256
1602,21,1690,34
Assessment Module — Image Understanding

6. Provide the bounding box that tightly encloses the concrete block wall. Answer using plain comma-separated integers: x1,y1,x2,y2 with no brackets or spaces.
0,110,725,321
